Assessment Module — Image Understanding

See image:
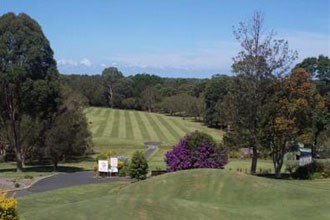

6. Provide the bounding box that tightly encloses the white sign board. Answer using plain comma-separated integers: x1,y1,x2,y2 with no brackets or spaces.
110,157,118,168
98,160,108,173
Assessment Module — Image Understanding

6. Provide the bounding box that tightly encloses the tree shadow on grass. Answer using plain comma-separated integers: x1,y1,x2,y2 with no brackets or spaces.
0,165,86,174
256,173,292,180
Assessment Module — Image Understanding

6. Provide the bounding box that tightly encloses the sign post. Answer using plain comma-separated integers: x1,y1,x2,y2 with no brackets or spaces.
109,157,118,176
98,160,109,176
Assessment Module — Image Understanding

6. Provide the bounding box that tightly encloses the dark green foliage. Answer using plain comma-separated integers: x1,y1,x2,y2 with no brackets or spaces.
185,131,216,151
62,74,106,106
102,67,124,107
95,154,108,161
293,161,330,179
129,151,148,181
204,75,232,127
295,55,330,80
295,55,330,153
119,161,130,177
45,86,92,170
161,93,204,119
62,71,208,114
0,13,61,171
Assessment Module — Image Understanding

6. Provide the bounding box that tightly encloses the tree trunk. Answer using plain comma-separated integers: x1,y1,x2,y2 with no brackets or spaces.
53,159,58,171
22,154,26,167
13,120,24,172
107,83,113,108
275,165,282,178
250,146,258,174
16,149,24,172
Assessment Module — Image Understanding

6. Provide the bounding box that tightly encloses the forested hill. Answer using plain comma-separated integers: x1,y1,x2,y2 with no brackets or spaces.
61,68,212,117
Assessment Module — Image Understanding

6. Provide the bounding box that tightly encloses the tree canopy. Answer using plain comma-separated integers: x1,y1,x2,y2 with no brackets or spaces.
0,13,61,171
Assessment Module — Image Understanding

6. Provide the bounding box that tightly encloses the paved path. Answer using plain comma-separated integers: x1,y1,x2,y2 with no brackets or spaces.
12,171,130,197
10,146,157,197
144,147,158,159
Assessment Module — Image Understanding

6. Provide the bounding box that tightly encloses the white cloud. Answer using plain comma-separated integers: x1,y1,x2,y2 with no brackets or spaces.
57,58,78,66
100,63,107,67
106,41,239,72
80,58,92,67
104,30,329,73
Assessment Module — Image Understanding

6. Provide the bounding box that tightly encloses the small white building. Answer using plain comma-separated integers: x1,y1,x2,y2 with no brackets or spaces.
297,148,312,166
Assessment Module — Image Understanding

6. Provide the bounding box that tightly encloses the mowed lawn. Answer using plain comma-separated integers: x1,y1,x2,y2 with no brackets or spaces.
18,169,330,220
85,107,223,154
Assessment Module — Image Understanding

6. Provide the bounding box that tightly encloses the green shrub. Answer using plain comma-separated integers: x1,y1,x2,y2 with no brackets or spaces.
293,161,329,179
229,150,241,159
0,192,19,220
129,151,148,181
185,131,216,151
104,150,117,157
95,154,107,161
316,159,330,178
310,172,322,180
119,162,130,177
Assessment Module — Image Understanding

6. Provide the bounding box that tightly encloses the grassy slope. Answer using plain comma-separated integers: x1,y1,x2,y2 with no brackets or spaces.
18,169,330,220
86,107,225,170
85,107,223,152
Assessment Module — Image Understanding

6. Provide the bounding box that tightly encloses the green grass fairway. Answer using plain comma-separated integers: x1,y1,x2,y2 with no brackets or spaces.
85,107,223,153
18,169,330,220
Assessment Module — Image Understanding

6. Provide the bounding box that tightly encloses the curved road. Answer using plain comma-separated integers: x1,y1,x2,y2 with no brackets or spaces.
13,171,129,197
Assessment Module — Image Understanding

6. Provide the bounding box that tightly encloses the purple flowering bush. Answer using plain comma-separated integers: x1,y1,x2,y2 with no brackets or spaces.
165,131,228,172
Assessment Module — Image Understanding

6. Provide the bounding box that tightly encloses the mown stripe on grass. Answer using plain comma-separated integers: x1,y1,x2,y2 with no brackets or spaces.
169,117,191,134
164,117,187,137
100,108,109,117
133,111,151,140
154,114,181,140
144,112,169,142
124,111,134,139
129,111,143,141
110,110,120,138
139,112,160,141
118,110,126,139
94,109,111,137
102,109,114,137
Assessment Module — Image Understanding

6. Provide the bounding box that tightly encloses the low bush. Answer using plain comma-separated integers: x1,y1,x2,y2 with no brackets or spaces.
105,150,117,157
129,151,148,181
229,150,241,159
119,161,130,177
293,160,330,179
165,131,228,172
95,154,107,161
0,192,19,220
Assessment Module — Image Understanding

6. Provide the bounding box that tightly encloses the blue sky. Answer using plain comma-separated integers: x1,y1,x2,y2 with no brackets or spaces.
1,0,329,78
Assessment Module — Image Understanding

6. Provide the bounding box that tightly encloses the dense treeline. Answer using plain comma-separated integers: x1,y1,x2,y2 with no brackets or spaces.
62,70,208,118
